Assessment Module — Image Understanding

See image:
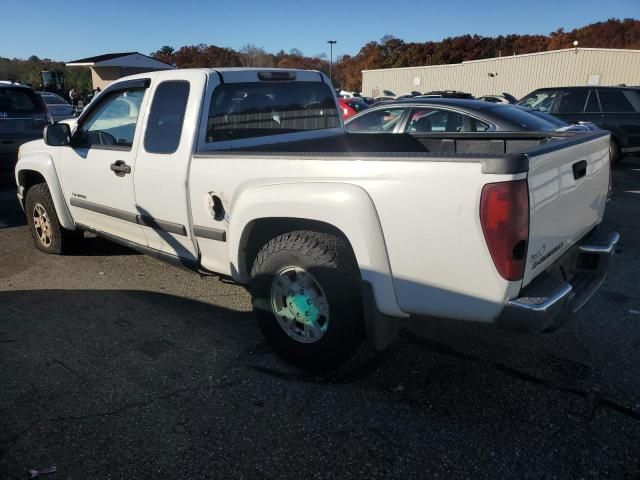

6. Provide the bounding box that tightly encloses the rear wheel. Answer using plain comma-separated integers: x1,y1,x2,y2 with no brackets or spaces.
250,230,364,370
25,183,81,254
609,138,621,164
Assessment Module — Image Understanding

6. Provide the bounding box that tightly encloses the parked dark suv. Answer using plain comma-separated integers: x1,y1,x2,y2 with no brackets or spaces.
0,82,50,179
519,86,640,162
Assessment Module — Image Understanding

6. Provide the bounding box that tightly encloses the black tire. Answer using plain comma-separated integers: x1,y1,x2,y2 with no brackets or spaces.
610,138,621,165
250,230,364,371
25,183,81,254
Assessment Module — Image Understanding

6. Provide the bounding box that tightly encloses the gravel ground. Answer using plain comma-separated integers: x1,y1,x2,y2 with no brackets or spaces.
0,158,639,479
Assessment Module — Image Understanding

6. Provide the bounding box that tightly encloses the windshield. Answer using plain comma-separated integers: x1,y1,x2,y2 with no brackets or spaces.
207,81,340,142
518,90,559,112
41,94,68,105
0,88,43,114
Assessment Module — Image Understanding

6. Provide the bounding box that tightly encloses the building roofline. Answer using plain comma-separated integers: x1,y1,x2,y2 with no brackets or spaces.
361,47,640,73
66,51,174,68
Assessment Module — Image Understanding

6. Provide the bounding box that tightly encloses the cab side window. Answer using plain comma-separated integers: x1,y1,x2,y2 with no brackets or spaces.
598,89,638,113
584,91,601,112
406,108,465,133
78,89,145,149
557,90,588,113
144,81,190,154
345,108,405,133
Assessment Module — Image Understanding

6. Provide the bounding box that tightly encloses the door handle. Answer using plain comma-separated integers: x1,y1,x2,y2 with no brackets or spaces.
572,160,587,180
110,160,131,177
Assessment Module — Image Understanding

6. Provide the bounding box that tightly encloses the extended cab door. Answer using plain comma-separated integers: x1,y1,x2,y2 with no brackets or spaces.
132,71,208,262
58,79,150,246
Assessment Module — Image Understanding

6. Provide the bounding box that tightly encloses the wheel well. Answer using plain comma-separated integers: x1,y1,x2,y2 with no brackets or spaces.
18,170,46,193
240,218,357,277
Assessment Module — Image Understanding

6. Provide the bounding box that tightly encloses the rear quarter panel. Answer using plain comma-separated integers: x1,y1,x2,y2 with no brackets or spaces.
189,154,520,321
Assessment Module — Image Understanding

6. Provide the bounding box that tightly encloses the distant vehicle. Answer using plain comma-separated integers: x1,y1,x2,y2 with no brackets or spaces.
338,97,369,119
418,90,475,100
0,82,50,177
38,92,75,122
372,96,395,104
344,98,583,134
396,91,423,99
477,93,518,104
518,86,640,162
40,70,67,99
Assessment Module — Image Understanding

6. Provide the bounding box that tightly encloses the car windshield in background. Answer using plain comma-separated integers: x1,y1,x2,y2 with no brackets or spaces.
519,90,558,112
41,94,68,105
0,88,42,114
207,82,340,142
490,105,556,131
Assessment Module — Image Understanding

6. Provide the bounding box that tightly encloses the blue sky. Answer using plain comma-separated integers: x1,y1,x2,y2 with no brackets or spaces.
3,0,639,61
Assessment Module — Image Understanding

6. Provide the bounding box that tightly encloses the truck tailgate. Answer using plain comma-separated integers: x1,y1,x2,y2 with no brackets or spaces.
523,131,610,287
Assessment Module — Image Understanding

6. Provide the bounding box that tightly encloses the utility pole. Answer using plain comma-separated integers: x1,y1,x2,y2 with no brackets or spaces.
327,40,337,83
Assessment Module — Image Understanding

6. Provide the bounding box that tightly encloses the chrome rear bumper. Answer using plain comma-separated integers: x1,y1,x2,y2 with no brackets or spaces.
498,230,619,334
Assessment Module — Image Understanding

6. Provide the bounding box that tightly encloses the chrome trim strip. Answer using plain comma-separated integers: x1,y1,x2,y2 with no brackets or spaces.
137,215,187,236
70,197,188,237
193,225,226,242
70,197,138,223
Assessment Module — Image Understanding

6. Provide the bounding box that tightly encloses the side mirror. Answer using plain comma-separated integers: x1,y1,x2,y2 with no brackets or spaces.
44,123,71,146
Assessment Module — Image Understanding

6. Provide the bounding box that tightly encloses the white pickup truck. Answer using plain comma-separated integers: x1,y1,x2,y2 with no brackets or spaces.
15,68,618,369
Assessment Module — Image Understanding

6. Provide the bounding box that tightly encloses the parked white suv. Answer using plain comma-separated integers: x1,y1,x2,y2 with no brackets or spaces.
15,68,618,369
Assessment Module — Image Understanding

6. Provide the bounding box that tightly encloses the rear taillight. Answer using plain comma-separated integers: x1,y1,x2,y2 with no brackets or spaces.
480,180,529,281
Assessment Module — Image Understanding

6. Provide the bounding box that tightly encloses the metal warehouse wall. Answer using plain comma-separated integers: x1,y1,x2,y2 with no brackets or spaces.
361,48,640,99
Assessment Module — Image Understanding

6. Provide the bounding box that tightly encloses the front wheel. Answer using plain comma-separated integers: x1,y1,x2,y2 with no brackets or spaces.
250,230,364,371
25,183,81,254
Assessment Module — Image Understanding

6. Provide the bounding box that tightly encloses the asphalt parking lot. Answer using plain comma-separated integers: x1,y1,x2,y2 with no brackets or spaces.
1,159,639,479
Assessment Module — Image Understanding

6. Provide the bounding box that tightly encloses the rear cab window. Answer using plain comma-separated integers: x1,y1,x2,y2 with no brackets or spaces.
489,105,556,131
0,87,48,134
206,81,339,143
0,87,46,117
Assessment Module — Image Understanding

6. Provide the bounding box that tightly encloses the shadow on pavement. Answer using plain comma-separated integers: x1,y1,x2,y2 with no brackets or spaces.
0,283,639,478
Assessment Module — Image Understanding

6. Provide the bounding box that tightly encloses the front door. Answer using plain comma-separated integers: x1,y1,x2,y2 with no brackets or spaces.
57,85,148,246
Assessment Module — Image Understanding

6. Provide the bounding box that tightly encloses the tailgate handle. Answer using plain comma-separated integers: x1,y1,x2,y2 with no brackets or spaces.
572,160,587,180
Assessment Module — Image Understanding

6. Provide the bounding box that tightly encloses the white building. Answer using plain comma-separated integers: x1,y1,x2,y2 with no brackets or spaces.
66,52,174,89
361,48,640,99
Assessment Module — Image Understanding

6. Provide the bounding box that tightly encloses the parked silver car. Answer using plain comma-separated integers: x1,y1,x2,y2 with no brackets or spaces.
38,92,74,122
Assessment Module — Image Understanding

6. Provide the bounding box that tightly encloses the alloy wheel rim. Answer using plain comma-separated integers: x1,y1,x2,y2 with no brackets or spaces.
33,203,53,247
270,266,330,344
